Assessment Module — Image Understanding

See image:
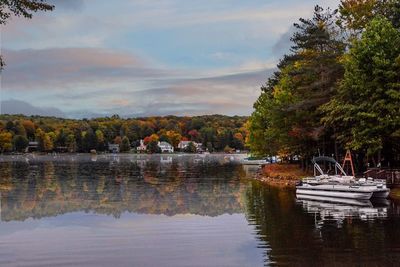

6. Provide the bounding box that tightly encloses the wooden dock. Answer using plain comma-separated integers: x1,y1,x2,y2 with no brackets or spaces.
364,168,400,188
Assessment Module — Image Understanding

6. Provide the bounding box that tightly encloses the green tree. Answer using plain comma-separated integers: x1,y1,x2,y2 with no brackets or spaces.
322,16,400,165
95,129,105,151
248,6,345,164
13,135,28,152
66,134,77,153
82,129,97,152
147,140,161,153
120,136,131,152
184,142,197,153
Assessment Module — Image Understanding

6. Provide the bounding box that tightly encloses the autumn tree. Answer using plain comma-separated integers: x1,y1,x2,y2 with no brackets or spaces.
22,120,36,140
338,0,400,35
0,114,248,153
165,130,182,148
0,131,13,152
35,128,53,152
114,136,122,145
120,136,131,152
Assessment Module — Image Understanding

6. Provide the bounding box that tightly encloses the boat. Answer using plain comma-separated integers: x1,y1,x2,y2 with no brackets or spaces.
241,156,268,165
296,156,390,200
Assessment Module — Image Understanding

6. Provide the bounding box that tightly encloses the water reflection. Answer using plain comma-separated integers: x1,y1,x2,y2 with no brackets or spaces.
0,154,269,267
0,155,399,266
297,195,388,229
0,154,246,221
245,181,400,266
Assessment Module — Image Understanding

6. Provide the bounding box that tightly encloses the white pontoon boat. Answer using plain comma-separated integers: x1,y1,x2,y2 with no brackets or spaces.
296,157,390,200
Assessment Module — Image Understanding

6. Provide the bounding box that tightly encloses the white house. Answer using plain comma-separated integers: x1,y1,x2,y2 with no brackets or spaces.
25,141,39,152
136,139,147,153
178,141,203,152
108,143,120,153
178,141,191,150
158,141,174,153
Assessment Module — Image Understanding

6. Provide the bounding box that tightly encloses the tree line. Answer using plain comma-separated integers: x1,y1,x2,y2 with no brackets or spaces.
248,0,400,171
0,114,248,153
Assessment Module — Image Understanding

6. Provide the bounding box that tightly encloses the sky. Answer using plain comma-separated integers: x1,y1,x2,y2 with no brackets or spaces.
1,0,339,118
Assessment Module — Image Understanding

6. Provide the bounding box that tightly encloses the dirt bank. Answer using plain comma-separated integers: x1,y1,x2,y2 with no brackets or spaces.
254,163,310,188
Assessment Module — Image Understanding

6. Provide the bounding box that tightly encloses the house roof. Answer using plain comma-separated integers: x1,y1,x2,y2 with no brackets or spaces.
159,141,172,146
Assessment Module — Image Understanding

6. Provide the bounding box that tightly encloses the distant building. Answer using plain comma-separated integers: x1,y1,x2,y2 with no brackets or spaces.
196,143,203,152
178,141,191,150
178,141,203,152
158,141,174,153
108,143,120,153
26,141,38,152
136,139,147,153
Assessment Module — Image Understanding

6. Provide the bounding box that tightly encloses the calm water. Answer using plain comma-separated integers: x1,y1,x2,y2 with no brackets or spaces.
0,154,399,267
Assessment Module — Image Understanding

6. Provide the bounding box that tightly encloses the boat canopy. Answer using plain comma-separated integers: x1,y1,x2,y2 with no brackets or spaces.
312,156,347,176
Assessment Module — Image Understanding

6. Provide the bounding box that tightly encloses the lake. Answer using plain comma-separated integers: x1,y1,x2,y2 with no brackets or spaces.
0,154,399,267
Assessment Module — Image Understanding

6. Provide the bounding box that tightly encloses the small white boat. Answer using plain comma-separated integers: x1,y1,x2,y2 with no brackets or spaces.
241,156,268,165
296,156,390,200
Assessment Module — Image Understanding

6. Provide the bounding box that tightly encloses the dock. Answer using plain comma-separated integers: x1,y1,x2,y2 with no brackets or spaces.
364,168,400,188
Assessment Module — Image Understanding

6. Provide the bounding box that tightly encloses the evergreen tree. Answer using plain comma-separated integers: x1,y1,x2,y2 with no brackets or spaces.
13,135,29,152
120,136,131,152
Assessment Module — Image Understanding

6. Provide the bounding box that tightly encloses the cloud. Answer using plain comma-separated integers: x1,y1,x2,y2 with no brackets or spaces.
2,0,335,118
272,26,296,56
1,48,169,90
6,66,272,118
0,99,66,118
90,68,274,118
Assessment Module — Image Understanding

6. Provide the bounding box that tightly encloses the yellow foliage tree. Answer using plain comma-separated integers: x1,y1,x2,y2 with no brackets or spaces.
0,131,12,152
166,131,182,148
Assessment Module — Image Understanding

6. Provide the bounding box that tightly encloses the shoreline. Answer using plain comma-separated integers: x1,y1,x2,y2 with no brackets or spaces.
253,163,308,189
254,172,298,189
254,163,400,200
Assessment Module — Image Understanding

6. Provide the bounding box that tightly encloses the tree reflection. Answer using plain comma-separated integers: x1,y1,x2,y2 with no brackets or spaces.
0,155,246,221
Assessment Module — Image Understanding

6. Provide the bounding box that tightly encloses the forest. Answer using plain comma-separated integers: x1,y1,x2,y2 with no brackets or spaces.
0,114,248,153
248,0,400,170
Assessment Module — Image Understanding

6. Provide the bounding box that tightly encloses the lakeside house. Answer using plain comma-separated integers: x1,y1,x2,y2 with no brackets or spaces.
25,141,38,153
136,139,147,153
108,143,120,153
178,141,203,152
158,141,174,153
